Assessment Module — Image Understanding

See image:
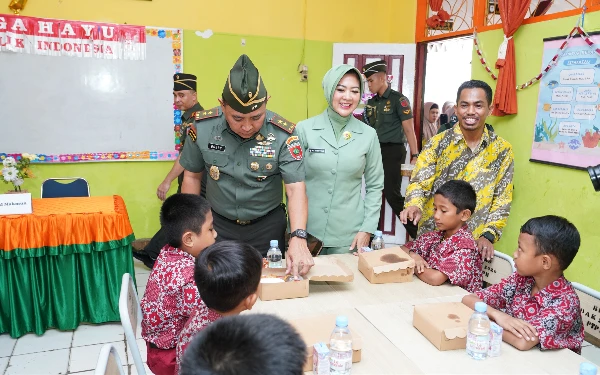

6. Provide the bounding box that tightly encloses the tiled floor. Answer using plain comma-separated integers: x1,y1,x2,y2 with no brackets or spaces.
1,258,600,374
0,260,154,375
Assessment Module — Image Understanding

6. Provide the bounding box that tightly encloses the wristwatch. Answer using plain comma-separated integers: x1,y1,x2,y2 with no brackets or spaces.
411,153,419,158
480,232,495,244
290,229,308,240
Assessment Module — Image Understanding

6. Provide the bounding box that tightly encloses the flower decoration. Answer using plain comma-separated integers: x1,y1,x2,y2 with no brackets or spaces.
158,30,166,38
1,153,37,192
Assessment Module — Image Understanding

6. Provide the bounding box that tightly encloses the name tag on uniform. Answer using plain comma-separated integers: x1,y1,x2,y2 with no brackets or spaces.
208,143,226,152
308,148,325,153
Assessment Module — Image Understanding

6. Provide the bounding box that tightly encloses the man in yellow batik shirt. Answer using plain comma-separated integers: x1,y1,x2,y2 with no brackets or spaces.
400,80,514,261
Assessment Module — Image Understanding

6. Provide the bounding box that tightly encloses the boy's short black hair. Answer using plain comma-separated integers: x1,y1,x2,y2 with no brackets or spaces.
180,314,307,375
194,240,262,312
520,215,580,270
160,193,211,248
456,80,493,105
434,180,477,214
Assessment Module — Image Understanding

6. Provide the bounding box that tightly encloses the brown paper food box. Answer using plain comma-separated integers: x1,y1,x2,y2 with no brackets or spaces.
413,302,474,351
289,314,363,372
358,247,415,284
257,256,354,301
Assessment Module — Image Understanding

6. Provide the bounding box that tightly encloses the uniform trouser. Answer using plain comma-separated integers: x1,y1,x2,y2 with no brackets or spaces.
142,172,208,260
380,143,419,239
212,204,287,258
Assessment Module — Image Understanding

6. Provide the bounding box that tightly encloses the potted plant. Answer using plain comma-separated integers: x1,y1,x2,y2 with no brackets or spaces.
2,154,37,193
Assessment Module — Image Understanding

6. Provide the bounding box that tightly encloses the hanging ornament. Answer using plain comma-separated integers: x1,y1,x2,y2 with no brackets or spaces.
8,0,28,14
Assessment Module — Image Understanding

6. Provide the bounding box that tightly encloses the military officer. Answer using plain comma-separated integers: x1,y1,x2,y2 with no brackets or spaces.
180,54,313,276
362,60,419,238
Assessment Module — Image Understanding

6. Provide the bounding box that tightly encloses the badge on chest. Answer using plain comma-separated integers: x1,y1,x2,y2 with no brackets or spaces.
208,143,226,152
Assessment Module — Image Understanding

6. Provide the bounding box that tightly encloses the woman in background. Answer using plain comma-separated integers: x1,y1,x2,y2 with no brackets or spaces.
296,65,384,255
422,102,440,145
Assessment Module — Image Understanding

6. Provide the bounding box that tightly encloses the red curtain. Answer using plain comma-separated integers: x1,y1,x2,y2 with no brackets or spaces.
429,0,443,12
491,0,530,116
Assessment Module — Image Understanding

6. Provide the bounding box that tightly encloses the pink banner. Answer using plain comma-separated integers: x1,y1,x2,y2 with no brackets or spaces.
0,14,146,59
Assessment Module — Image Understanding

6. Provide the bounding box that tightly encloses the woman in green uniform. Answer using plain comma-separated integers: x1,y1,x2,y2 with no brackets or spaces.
296,65,384,255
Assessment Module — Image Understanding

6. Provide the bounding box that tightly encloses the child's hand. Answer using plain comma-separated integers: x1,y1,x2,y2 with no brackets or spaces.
409,253,429,273
496,314,538,341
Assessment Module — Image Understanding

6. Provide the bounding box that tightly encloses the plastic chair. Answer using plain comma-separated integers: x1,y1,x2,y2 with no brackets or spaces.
94,344,125,375
482,250,516,286
41,177,90,198
119,273,147,375
572,282,600,348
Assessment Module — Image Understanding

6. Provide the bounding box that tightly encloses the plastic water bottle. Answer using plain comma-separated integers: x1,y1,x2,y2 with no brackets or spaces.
371,230,385,250
580,362,598,375
267,240,282,268
330,316,352,375
466,302,491,360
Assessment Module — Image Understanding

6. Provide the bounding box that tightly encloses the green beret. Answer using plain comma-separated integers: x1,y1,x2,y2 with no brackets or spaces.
173,73,197,91
222,54,267,114
362,60,387,78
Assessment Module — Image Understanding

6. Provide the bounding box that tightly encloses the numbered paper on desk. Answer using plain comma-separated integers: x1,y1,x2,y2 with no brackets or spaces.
0,193,33,215
530,33,600,169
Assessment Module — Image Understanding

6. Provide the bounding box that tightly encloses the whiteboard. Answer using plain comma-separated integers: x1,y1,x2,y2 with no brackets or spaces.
0,27,182,162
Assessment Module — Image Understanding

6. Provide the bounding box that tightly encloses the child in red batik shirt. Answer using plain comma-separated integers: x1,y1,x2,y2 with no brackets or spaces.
140,194,217,375
401,180,483,293
174,241,263,374
463,215,584,353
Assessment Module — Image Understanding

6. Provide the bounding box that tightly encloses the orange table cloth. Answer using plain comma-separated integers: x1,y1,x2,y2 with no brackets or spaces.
0,195,136,338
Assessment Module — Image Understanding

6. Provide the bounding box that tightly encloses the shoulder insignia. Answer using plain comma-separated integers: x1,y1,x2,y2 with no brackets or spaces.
195,107,221,121
403,109,411,115
400,98,410,108
187,124,197,142
269,114,296,134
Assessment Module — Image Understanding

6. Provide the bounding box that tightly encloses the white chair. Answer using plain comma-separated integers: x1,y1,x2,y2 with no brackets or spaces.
572,282,600,348
482,250,516,286
94,344,125,375
119,273,147,375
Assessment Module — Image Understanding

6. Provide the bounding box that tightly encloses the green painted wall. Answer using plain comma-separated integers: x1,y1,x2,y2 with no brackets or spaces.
22,33,332,239
473,12,600,290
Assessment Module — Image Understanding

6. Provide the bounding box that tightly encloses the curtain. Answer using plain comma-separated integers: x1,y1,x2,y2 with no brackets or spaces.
491,0,530,116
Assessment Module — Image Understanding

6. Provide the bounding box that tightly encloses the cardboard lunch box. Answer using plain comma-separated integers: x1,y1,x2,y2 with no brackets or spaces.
257,256,354,301
289,314,363,372
358,247,415,284
413,302,474,351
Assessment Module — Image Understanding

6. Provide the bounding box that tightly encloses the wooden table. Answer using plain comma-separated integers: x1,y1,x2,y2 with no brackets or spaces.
252,254,587,374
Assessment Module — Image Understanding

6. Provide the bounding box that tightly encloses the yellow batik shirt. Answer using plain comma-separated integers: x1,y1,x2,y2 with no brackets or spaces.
405,123,514,241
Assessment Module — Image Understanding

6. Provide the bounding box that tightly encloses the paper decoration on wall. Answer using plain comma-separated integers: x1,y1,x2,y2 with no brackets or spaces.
0,13,146,60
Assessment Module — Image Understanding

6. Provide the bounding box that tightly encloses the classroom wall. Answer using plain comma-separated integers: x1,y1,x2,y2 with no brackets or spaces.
472,12,600,289
19,0,416,238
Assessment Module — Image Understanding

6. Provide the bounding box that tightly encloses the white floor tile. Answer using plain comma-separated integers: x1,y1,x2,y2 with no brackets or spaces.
7,348,70,375
135,272,150,289
133,260,151,274
582,344,600,367
137,286,147,299
69,342,127,373
0,357,8,374
0,334,17,358
126,339,147,365
72,323,124,347
69,366,128,375
13,329,73,355
131,362,154,375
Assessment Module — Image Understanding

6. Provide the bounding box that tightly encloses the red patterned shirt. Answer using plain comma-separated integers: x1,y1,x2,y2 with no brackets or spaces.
476,273,584,353
141,245,203,349
175,307,222,373
405,225,482,293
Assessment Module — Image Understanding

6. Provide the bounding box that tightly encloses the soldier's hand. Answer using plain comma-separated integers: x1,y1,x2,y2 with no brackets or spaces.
286,237,314,277
410,157,418,165
400,206,422,226
156,180,171,201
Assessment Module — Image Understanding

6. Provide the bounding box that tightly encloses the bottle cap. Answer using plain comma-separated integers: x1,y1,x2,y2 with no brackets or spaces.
375,230,383,237
335,315,348,328
474,302,487,313
269,240,278,247
580,362,598,375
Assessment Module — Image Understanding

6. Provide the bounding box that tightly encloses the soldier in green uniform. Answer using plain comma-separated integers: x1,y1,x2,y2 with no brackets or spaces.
180,54,313,276
362,60,419,238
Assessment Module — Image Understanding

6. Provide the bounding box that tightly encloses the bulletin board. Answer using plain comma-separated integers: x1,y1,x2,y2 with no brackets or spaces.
0,14,183,163
530,33,600,170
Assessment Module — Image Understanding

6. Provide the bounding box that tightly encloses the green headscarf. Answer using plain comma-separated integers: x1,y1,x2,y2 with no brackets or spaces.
321,64,364,139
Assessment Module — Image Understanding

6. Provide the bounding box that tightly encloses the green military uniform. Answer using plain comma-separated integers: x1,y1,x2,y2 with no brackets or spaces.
362,60,418,238
179,55,305,255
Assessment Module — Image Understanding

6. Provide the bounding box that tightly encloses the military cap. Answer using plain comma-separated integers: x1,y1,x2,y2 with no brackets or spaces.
222,54,267,114
362,60,387,78
173,73,197,91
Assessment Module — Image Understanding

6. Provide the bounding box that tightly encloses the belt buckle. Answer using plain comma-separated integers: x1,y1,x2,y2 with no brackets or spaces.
236,219,251,226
